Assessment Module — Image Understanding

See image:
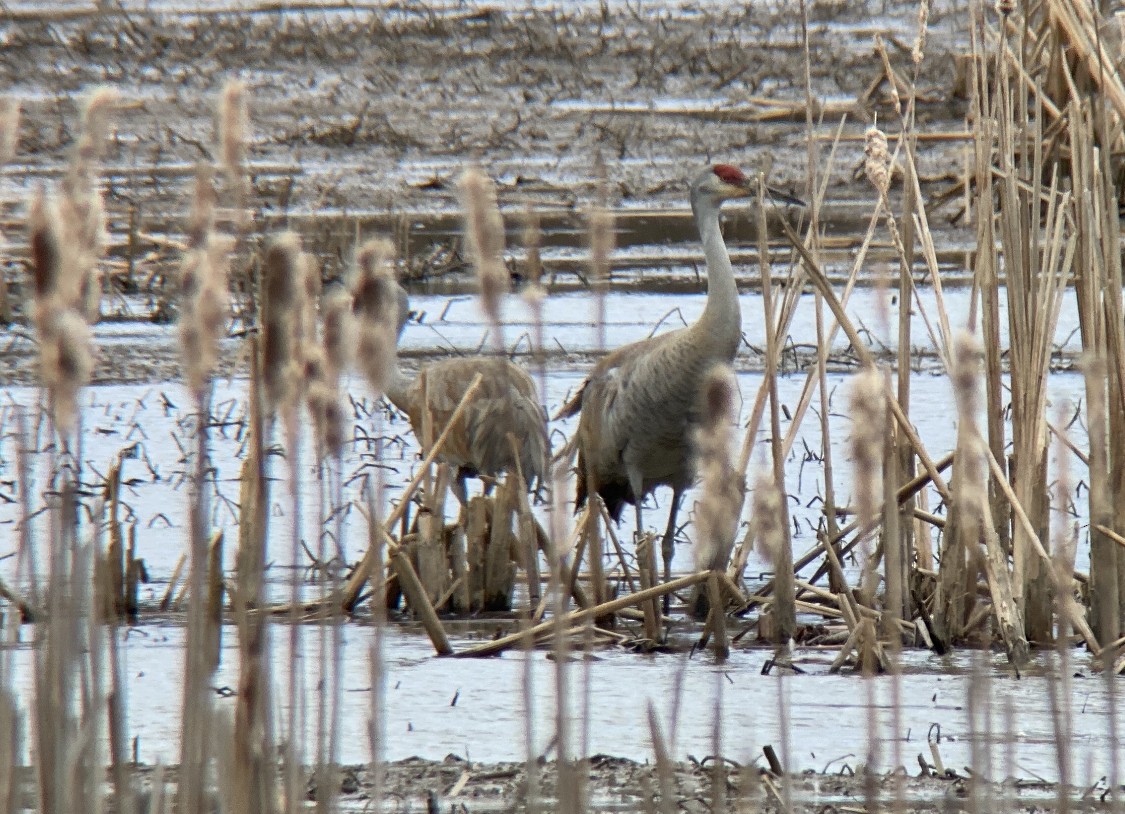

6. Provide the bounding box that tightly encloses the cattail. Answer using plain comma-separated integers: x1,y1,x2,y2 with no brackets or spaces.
864,125,891,196
951,330,983,422
179,235,233,396
351,238,401,395
589,206,614,288
260,233,303,414
218,80,249,183
28,189,94,430
299,252,322,347
41,309,93,432
308,282,353,449
71,87,118,178
749,470,785,568
693,365,743,573
60,87,118,324
0,98,20,166
185,164,217,249
305,334,347,457
848,367,885,531
28,190,62,310
321,285,354,378
951,330,985,489
912,0,930,65
458,167,508,326
996,0,1015,15
520,205,546,310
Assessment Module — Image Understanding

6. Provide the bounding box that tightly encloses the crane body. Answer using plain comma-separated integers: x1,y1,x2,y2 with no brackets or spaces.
387,288,549,504
559,164,801,593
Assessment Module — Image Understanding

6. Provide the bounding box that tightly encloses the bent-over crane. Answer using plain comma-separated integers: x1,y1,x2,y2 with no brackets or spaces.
386,286,549,505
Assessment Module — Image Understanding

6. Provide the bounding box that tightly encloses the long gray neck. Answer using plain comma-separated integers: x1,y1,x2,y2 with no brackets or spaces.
384,362,413,412
690,192,741,343
385,285,415,410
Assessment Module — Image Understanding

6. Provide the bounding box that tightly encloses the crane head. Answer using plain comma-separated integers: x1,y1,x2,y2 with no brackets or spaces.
697,164,805,208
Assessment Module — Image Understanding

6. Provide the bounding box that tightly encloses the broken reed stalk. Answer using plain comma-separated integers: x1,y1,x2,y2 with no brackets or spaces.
458,571,712,658
337,373,485,613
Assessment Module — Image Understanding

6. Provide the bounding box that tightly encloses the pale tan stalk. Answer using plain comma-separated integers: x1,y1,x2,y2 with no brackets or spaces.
459,166,508,346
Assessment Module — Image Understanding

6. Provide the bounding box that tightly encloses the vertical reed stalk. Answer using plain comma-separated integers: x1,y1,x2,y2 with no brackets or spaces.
756,179,794,643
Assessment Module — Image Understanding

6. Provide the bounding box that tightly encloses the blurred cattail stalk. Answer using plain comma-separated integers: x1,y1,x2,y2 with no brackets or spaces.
179,167,233,397
351,238,401,396
260,234,304,416
28,89,118,431
218,79,251,228
694,365,742,574
459,167,508,345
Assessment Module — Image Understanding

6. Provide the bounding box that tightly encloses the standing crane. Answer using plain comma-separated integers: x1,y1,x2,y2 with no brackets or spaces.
557,164,802,599
386,285,550,505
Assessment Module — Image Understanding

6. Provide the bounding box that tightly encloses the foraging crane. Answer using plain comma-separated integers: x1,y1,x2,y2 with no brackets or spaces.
557,164,802,595
386,285,550,504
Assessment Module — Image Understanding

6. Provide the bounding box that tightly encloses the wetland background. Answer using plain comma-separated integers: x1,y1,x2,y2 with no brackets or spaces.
1,0,1124,812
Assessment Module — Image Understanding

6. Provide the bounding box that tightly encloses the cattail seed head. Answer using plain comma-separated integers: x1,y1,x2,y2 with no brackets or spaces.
864,125,891,196
218,80,249,183
912,0,930,64
41,309,93,431
28,189,62,309
351,238,401,394
694,365,743,572
0,98,20,166
308,284,353,458
996,0,1015,15
72,87,119,175
260,232,303,414
848,367,886,530
521,205,547,311
458,167,508,326
750,471,785,567
321,285,354,377
186,164,218,248
521,206,543,288
951,329,983,422
179,235,233,396
588,206,615,291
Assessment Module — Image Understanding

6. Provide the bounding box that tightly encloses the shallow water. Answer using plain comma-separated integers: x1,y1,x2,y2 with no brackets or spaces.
0,286,1107,785
0,621,1114,785
0,287,1095,593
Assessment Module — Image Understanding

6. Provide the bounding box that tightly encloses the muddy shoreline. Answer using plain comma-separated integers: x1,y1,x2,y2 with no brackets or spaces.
5,757,1095,813
0,0,974,346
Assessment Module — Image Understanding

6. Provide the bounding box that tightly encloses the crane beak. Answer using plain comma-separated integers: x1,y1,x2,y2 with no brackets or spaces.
725,177,805,209
764,186,806,209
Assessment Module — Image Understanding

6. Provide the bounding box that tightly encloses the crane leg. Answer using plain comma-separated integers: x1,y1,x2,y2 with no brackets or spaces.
452,470,470,508
660,487,684,615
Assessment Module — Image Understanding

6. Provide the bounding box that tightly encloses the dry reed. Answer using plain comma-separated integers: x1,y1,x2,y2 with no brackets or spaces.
458,166,508,337
693,365,741,575
351,237,400,395
259,232,304,415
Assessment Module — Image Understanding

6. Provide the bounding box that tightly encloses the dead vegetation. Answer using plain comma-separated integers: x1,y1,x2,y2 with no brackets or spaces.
3,0,1125,812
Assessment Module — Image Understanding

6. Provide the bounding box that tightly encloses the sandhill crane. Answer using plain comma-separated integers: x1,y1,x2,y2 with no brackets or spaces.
386,285,550,504
557,164,802,596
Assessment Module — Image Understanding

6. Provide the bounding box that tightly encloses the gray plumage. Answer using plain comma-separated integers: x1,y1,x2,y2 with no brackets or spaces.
386,287,549,501
559,164,801,588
